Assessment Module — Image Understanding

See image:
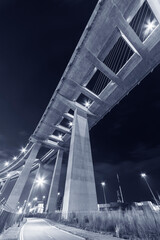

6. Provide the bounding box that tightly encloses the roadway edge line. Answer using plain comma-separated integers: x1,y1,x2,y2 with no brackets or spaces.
44,219,85,240
19,224,25,240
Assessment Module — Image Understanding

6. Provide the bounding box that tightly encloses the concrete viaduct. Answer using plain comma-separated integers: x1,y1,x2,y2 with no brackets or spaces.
0,0,160,225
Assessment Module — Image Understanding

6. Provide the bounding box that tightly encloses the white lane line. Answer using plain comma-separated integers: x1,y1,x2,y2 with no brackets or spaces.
44,230,56,240
44,220,85,240
19,225,25,240
47,234,53,239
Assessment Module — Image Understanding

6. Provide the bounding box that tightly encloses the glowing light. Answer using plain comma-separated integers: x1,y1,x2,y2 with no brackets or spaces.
84,100,91,108
13,156,17,160
21,147,26,154
57,192,60,196
141,173,146,178
36,177,45,186
7,173,11,178
68,122,73,127
144,19,157,37
58,134,63,140
43,195,46,199
101,182,106,187
28,202,31,206
18,207,23,214
33,197,38,201
4,161,9,167
93,67,97,72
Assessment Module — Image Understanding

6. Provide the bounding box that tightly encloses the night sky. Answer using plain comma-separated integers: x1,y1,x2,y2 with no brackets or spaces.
0,0,160,204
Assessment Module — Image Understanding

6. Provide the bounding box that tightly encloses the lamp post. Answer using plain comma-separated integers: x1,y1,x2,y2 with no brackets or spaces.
141,173,159,205
101,182,107,205
117,174,124,203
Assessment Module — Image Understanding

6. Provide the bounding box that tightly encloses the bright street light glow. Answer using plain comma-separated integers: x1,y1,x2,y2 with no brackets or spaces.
36,177,45,186
58,134,63,140
144,19,157,37
13,156,17,160
28,202,31,206
7,173,11,178
93,67,97,72
141,173,146,178
141,172,159,205
101,182,106,187
43,195,46,199
21,147,26,154
84,100,91,108
68,121,73,127
18,207,23,214
57,192,60,196
33,197,38,201
4,161,9,167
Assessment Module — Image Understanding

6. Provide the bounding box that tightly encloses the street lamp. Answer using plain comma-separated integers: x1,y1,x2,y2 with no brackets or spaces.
144,19,157,37
68,121,73,127
84,100,91,108
13,156,17,160
101,182,107,205
58,134,63,141
33,197,38,201
36,177,45,187
141,173,159,205
4,161,9,167
21,147,26,154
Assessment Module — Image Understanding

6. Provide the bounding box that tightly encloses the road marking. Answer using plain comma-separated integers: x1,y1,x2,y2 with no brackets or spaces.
47,234,53,239
19,225,25,240
44,219,85,240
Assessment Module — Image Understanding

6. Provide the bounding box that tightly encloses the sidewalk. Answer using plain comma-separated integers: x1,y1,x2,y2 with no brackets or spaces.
0,225,21,240
46,219,125,240
0,219,125,240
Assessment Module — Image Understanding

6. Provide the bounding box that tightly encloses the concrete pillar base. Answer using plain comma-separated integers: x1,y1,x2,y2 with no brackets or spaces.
46,150,63,214
62,109,98,219
5,142,41,212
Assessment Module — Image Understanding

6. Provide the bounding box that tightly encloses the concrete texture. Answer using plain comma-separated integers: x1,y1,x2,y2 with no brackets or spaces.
5,143,41,212
46,150,63,213
62,109,97,218
19,218,85,240
147,0,160,24
0,225,21,240
0,178,10,197
1,0,160,181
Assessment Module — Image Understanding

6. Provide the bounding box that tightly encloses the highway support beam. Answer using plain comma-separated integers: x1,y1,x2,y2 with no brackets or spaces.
24,163,42,214
62,108,98,219
147,0,160,24
46,150,63,213
0,142,41,232
5,142,41,212
0,178,11,199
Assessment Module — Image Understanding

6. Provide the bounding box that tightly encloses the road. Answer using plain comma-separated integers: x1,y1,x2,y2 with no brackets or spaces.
19,218,84,240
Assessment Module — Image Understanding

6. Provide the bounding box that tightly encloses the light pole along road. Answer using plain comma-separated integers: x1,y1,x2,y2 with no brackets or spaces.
19,218,85,240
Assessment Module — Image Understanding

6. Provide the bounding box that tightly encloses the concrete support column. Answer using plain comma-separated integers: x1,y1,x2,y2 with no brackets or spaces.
27,164,42,203
0,178,11,198
62,109,98,218
46,149,63,213
5,142,41,212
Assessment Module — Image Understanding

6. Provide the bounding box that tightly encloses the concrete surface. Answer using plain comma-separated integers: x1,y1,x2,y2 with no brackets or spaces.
19,218,85,240
46,150,63,213
62,109,97,218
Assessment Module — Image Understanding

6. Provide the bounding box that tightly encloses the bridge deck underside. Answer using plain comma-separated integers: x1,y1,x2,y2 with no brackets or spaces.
1,0,160,177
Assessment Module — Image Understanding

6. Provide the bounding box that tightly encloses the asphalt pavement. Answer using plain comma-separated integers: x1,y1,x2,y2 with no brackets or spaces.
19,218,85,240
